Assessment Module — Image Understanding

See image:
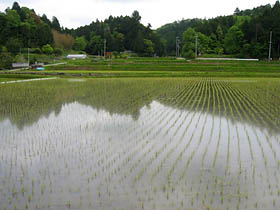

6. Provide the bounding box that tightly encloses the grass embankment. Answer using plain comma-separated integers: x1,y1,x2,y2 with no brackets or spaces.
3,57,280,78
0,74,49,82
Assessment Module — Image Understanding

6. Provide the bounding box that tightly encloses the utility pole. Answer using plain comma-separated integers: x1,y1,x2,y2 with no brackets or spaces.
104,39,106,59
176,37,180,57
176,37,178,57
195,34,198,60
268,31,272,62
28,48,30,67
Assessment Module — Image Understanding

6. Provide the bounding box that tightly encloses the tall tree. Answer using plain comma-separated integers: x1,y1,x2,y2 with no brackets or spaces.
51,16,61,32
12,2,26,21
41,14,51,26
182,27,196,58
86,33,103,55
132,10,141,23
224,26,245,54
73,36,87,51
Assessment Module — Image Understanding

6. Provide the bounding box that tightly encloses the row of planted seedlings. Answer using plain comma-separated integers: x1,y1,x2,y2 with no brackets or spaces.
176,79,227,209
154,78,280,210
103,78,201,208
238,80,280,145
220,79,262,209
119,80,207,207
230,79,280,134
213,79,247,210
163,79,210,209
194,80,225,208
132,79,210,208
97,81,186,175
76,78,280,210
164,79,233,209
71,80,182,209
78,79,194,209
224,80,279,173
130,79,237,210
222,79,280,208
131,79,212,209
181,79,255,210
217,79,278,209
1,78,279,210
109,80,198,209
133,80,205,181
180,79,226,209
0,79,163,209
236,81,280,165
92,103,170,209
0,103,113,210
149,79,207,184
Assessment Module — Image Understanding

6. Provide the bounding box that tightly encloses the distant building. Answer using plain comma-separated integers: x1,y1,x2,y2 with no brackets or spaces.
105,52,112,58
12,63,29,68
67,54,87,59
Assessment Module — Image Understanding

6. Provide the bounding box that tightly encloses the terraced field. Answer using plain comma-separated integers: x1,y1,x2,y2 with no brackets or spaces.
0,78,279,210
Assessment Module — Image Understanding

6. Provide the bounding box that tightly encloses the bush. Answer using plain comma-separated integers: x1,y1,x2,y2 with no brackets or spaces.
120,52,128,59
184,50,195,59
31,48,42,54
42,44,53,55
0,52,14,70
53,48,63,56
6,38,22,55
14,54,26,63
1,46,8,52
112,51,120,58
30,56,38,65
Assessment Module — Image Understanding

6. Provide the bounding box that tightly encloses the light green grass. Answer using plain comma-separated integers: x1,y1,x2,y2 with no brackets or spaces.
3,57,280,78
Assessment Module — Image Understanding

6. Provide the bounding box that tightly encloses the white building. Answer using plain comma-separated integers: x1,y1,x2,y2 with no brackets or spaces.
12,63,29,68
67,54,87,59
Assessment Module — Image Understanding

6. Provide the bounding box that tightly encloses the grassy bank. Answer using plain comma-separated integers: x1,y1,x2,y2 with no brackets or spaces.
0,74,49,82
2,57,280,78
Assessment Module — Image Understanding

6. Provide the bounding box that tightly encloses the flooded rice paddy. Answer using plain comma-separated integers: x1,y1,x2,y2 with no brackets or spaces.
0,78,280,210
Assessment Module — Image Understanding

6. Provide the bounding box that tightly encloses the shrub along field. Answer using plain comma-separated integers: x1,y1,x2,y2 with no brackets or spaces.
0,78,279,210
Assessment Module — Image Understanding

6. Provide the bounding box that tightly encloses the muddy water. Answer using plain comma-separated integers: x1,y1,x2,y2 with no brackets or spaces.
0,78,279,210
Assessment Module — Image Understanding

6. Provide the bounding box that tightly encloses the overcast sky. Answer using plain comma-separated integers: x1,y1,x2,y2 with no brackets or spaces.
0,0,277,29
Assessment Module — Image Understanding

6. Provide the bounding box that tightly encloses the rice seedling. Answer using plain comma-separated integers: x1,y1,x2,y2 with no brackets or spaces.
0,78,279,210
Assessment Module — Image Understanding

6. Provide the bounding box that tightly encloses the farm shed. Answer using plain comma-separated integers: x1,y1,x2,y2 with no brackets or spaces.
12,63,29,68
67,54,87,59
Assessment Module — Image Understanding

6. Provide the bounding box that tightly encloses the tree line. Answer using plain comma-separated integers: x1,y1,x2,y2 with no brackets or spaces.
158,1,280,59
66,10,165,57
0,1,280,68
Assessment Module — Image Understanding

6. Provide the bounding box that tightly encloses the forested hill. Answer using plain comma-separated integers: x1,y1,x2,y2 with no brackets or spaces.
0,2,54,52
0,2,165,57
68,11,165,56
1,1,280,60
157,1,280,58
0,2,74,54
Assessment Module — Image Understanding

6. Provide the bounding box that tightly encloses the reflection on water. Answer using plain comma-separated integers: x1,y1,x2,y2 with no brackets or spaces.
0,78,280,210
0,78,279,133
